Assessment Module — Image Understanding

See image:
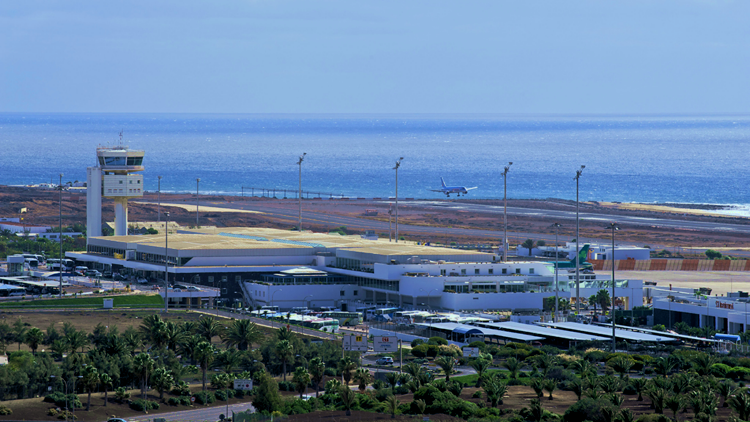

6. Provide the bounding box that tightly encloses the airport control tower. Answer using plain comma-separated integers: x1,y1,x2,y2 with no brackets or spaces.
87,144,145,237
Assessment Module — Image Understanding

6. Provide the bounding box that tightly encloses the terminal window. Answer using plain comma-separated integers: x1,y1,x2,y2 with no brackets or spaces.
354,290,358,296
461,269,466,275
502,268,507,274
440,269,446,276
489,269,494,274
474,269,480,275
515,268,521,274
340,290,345,296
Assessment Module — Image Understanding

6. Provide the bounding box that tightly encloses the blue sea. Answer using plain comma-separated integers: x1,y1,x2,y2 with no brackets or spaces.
1,113,749,207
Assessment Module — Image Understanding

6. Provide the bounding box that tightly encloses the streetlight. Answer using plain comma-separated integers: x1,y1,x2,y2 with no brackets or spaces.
388,203,393,242
157,175,163,223
271,289,283,329
297,153,306,232
393,157,403,243
551,223,562,322
502,162,512,262
59,173,64,299
606,221,619,352
303,294,313,309
195,178,201,228
574,165,585,315
50,374,82,421
164,211,170,313
420,287,439,336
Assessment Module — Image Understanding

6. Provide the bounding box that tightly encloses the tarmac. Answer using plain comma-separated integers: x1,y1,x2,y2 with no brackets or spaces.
618,270,750,296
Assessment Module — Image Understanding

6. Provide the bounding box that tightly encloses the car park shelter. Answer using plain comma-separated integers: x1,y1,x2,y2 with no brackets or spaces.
540,322,679,343
477,321,609,347
416,322,543,344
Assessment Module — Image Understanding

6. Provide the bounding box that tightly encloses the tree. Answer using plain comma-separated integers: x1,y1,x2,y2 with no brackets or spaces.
66,330,89,354
522,239,536,256
24,327,44,355
100,373,112,407
596,289,611,312
81,365,100,411
730,390,750,421
609,356,634,378
544,379,557,400
223,319,262,351
133,352,155,400
339,385,356,416
252,372,282,413
292,366,311,399
353,368,372,392
718,381,738,407
339,356,357,385
151,367,175,401
503,357,523,379
197,316,223,343
216,348,243,374
195,341,216,391
13,319,27,351
381,394,400,419
385,372,400,390
705,249,722,259
665,395,684,422
435,355,456,382
652,357,676,376
275,339,294,382
691,353,718,377
308,357,326,398
469,358,491,387
483,377,508,407
630,378,648,401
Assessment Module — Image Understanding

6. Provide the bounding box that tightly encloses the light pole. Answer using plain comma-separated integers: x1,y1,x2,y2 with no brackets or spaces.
297,153,306,232
196,178,201,228
393,157,403,243
388,203,393,242
303,294,313,309
574,165,585,315
164,211,170,313
157,175,163,223
607,221,618,352
502,162,512,262
59,173,63,299
51,375,82,422
552,223,561,322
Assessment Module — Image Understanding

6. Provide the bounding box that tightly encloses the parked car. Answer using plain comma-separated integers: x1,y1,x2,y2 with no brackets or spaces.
86,270,102,277
136,277,148,284
187,286,202,292
376,357,394,365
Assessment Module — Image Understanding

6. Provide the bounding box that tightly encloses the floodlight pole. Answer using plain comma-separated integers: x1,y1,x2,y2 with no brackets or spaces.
388,204,393,242
608,222,618,352
164,211,170,313
196,178,201,228
502,162,512,262
157,175,162,223
553,223,561,322
59,173,63,299
393,158,403,243
574,165,585,315
297,153,306,232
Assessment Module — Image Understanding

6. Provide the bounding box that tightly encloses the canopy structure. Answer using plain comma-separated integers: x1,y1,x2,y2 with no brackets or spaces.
478,321,609,342
541,322,678,343
597,323,720,343
415,322,543,343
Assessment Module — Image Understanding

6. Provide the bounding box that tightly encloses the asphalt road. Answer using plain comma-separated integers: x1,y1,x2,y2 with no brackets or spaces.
128,402,254,422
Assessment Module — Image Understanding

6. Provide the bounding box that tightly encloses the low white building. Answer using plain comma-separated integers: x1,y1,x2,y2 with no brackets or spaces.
654,293,750,334
0,222,52,234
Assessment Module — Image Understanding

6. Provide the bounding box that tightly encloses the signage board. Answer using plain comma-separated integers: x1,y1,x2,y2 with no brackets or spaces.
103,299,114,309
343,334,368,352
373,336,397,352
462,347,480,358
233,379,253,391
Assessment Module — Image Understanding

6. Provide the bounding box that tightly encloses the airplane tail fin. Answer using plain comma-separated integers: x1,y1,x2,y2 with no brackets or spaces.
570,243,590,264
440,177,446,188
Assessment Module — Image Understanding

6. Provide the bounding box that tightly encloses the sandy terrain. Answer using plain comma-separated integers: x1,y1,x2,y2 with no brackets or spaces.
598,201,729,217
619,270,750,296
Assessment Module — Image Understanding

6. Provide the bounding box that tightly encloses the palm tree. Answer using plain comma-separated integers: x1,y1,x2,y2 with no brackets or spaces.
216,348,243,374
151,367,175,400
617,409,636,422
381,394,400,418
469,358,491,387
543,379,557,400
691,353,718,376
139,314,167,348
133,352,155,400
530,378,545,398
51,339,70,357
163,321,185,351
100,373,112,407
179,334,203,364
194,341,216,391
630,378,648,401
353,368,373,392
339,385,356,416
197,316,224,343
292,366,311,398
309,357,326,398
503,357,523,379
645,387,667,414
717,381,738,407
66,330,89,354
521,239,536,256
533,354,557,378
653,357,676,377
665,395,684,422
122,327,143,354
339,356,358,385
24,327,44,355
526,399,545,422
12,319,27,351
276,326,295,342
223,319,262,351
730,390,750,421
275,340,294,382
609,356,634,378
483,378,507,407
570,379,584,401
81,365,100,411
385,372,399,390
435,356,456,382
573,359,596,378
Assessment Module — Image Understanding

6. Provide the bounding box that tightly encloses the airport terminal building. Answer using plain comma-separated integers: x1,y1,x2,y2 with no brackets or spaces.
69,227,644,312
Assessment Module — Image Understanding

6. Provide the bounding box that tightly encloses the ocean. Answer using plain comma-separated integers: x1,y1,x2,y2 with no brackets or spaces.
1,112,749,207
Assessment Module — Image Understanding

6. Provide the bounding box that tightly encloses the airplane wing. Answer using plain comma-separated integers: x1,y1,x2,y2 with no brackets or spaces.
465,187,478,191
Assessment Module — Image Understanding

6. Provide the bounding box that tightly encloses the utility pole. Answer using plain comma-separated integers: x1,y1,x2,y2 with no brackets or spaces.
59,173,63,299
502,162,512,262
608,222,619,352
297,153,306,232
574,165,585,315
157,175,162,223
553,223,561,322
393,157,403,243
196,178,201,228
164,212,170,313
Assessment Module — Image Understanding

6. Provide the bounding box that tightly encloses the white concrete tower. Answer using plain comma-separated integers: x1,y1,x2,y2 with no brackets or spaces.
87,145,145,238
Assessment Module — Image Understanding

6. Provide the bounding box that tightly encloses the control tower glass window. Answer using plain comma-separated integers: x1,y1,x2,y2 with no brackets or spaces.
104,157,127,166
126,157,143,166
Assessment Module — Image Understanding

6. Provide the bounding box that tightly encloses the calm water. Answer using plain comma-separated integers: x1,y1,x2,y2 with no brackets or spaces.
1,113,749,205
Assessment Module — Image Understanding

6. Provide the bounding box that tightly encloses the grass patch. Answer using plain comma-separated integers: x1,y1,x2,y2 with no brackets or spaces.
0,294,164,309
452,369,525,386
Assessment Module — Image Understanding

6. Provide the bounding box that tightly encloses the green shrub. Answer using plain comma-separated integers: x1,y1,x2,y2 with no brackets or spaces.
44,392,82,409
324,367,338,377
0,404,11,415
472,390,482,398
179,396,192,406
428,337,449,346
171,380,192,396
278,381,295,391
129,399,160,411
234,389,246,398
635,414,671,422
167,397,182,406
622,384,637,395
194,391,216,405
412,344,439,358
563,397,615,422
412,339,425,347
215,389,235,401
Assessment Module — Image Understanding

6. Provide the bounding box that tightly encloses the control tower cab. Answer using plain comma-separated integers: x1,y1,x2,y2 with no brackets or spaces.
87,145,145,237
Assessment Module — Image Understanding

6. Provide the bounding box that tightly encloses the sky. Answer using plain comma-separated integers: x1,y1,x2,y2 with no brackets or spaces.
0,1,748,114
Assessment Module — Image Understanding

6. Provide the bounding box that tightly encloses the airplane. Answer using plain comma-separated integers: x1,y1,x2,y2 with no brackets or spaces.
549,244,593,270
429,177,478,197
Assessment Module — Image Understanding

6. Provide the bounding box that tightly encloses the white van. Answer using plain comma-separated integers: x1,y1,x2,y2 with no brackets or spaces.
75,266,88,275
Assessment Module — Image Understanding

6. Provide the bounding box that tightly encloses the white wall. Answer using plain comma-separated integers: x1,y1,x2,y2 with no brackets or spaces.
440,291,559,311
244,282,361,310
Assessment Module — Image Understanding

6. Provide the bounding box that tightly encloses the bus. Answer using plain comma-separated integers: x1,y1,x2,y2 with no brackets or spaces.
365,307,399,320
47,259,74,271
322,311,362,326
24,258,39,269
304,318,339,333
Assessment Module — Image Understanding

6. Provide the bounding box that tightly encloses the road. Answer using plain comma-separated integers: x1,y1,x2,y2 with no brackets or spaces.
128,402,254,422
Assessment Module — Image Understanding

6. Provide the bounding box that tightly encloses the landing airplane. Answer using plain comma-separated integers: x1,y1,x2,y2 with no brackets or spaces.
550,244,593,270
430,177,478,197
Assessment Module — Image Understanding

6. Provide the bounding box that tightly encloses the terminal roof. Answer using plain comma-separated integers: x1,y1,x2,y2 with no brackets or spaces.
598,323,720,343
479,321,609,341
541,322,678,343
416,322,544,342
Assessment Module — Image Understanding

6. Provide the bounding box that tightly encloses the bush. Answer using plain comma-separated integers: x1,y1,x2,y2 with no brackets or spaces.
412,344,439,358
395,385,410,395
428,337,449,346
0,404,11,415
635,415,671,422
114,387,131,402
622,384,637,395
215,389,229,401
278,381,296,391
234,389,246,398
171,380,192,396
412,339,425,347
167,397,182,406
44,392,82,409
563,397,614,422
194,391,216,405
324,367,338,377
472,390,482,398
129,399,160,411
282,397,313,415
